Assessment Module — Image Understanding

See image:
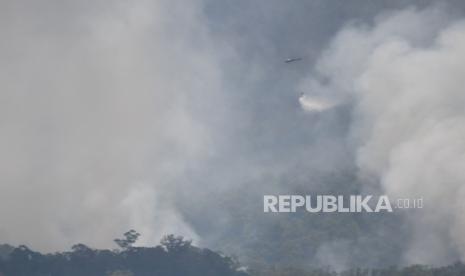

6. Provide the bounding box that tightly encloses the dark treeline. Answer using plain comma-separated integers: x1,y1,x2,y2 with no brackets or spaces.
0,231,465,276
251,263,465,276
0,231,247,276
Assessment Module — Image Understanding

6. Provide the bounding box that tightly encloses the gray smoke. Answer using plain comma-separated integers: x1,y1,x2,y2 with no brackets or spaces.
304,6,465,265
1,0,465,270
0,0,229,250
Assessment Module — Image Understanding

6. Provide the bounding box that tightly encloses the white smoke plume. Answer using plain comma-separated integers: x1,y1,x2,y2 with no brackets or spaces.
305,7,465,265
0,0,230,251
3,0,465,268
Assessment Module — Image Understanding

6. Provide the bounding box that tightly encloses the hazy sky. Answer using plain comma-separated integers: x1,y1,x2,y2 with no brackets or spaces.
1,0,465,269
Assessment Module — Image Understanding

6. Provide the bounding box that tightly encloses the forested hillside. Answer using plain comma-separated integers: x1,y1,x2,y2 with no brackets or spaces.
1,232,465,276
0,233,247,276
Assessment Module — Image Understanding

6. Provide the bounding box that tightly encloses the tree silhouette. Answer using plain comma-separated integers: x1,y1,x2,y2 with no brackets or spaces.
160,234,192,253
114,230,140,250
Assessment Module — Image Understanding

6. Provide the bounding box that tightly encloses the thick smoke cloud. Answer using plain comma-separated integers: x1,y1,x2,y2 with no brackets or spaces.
305,7,465,265
0,0,231,250
2,0,465,269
